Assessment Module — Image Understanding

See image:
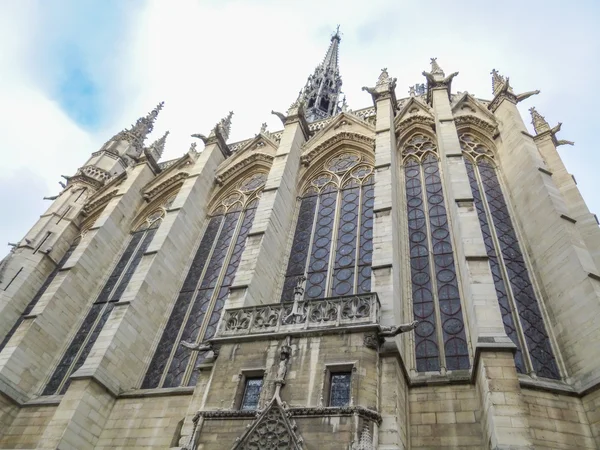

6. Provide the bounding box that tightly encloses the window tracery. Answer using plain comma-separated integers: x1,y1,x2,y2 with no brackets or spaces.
142,173,266,389
402,133,469,372
281,152,374,301
43,194,173,396
460,132,560,379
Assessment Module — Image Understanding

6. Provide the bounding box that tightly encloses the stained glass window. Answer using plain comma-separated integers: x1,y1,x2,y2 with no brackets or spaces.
0,238,80,353
281,153,374,301
42,197,172,396
142,173,266,389
241,377,263,410
460,133,560,379
403,134,469,372
329,372,351,407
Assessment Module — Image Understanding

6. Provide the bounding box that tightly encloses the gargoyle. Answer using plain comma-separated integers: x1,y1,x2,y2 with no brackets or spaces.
378,320,419,338
59,181,66,189
43,195,59,200
271,110,287,126
361,86,377,96
61,175,71,181
515,90,540,103
422,71,458,87
191,133,209,144
556,139,575,146
180,340,213,352
550,122,562,135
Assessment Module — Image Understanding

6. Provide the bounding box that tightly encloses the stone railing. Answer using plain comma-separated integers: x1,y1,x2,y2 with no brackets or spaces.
217,293,379,337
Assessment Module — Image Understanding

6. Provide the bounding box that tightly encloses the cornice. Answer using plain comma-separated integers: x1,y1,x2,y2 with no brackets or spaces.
215,153,274,186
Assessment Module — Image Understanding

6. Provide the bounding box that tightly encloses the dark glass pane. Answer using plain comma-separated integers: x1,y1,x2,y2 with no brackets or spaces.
59,303,115,394
465,159,526,373
95,231,144,304
405,159,440,372
142,216,223,389
241,377,263,410
329,372,351,407
331,186,359,296
281,196,318,301
305,191,337,299
478,160,560,379
422,155,469,371
357,179,374,294
110,228,156,302
199,212,240,289
0,240,79,352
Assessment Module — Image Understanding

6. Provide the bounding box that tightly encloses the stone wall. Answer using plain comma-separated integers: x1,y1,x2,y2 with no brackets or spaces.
523,388,595,449
409,384,484,449
0,404,55,449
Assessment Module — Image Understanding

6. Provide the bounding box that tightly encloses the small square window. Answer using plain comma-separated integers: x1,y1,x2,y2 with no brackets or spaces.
241,377,263,410
329,372,352,407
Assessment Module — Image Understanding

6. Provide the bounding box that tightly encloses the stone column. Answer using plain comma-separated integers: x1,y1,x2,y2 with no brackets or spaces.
491,76,600,392
362,69,404,327
227,102,309,308
530,107,600,272
36,131,228,449
363,70,409,450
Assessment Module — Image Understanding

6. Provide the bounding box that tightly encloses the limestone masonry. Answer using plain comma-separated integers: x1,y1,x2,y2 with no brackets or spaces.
1,29,599,449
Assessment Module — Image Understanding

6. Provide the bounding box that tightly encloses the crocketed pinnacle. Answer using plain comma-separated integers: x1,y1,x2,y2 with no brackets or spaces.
216,111,234,141
529,107,550,134
491,69,506,94
430,58,444,76
301,27,343,123
148,130,169,160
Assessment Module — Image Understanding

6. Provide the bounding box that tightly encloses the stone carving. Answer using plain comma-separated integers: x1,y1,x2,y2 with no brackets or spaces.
487,69,540,112
276,336,292,384
378,321,419,338
271,110,287,125
146,130,169,161
82,189,118,217
529,107,574,146
376,67,392,86
300,132,375,167
454,115,498,136
215,153,274,187
352,425,374,450
143,172,188,202
363,333,379,350
180,341,213,352
396,115,435,136
284,276,306,323
191,133,208,145
220,293,379,337
422,58,458,104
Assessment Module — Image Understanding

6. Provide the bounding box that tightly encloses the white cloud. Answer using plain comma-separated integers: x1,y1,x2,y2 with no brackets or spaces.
1,0,599,255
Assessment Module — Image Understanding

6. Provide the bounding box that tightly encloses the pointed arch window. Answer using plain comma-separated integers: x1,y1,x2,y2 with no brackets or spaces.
402,134,469,373
42,195,174,396
142,173,266,389
281,152,374,301
460,133,560,379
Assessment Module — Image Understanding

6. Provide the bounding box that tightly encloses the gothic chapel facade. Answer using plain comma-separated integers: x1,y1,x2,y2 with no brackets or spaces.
1,30,600,450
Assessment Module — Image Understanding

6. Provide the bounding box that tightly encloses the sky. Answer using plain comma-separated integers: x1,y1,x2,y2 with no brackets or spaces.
1,0,599,255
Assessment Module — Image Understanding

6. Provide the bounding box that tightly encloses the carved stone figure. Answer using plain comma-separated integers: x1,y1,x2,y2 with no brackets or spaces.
378,320,419,338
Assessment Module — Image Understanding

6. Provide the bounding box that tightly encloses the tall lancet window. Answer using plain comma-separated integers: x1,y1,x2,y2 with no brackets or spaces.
402,134,469,373
43,195,175,396
142,173,266,389
0,237,81,353
460,133,560,379
281,152,374,301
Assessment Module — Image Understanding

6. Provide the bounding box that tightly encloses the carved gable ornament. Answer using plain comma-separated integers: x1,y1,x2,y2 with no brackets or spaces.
231,397,304,450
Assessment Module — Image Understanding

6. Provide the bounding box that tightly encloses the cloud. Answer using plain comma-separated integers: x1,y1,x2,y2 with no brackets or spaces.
1,0,599,257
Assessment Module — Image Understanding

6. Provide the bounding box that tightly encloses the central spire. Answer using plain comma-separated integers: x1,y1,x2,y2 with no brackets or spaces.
302,27,343,123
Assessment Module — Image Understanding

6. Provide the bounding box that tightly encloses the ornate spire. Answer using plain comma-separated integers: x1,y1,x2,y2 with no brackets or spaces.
128,102,165,144
301,27,343,122
430,57,444,76
147,130,169,161
529,107,550,134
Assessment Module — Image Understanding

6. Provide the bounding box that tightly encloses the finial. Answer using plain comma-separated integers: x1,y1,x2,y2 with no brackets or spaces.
376,68,390,86
332,24,341,41
491,69,506,94
341,95,348,112
216,111,234,141
260,122,268,134
529,107,550,134
189,141,198,154
409,85,416,97
430,58,444,76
